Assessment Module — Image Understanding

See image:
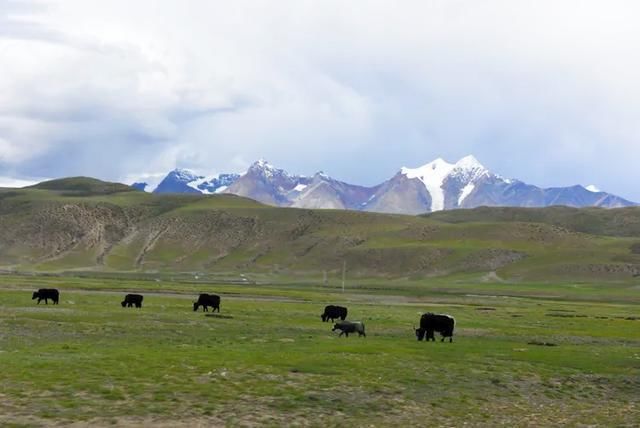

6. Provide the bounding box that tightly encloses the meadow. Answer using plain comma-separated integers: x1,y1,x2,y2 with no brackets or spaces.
1,274,639,427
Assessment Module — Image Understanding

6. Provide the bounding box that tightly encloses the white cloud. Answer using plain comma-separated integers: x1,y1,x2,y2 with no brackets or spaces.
0,0,639,199
0,176,40,188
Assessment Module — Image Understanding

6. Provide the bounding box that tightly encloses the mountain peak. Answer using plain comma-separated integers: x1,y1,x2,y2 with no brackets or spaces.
451,155,490,180
313,171,330,180
401,158,453,175
401,155,486,174
249,159,281,175
586,184,601,193
170,168,201,181
253,159,275,169
455,155,485,170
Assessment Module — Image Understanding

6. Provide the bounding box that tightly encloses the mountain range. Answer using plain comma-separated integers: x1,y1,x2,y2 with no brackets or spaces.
135,156,635,214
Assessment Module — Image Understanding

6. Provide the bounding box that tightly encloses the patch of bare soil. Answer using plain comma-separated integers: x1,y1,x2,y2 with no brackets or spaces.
461,249,527,272
555,263,640,278
480,271,505,283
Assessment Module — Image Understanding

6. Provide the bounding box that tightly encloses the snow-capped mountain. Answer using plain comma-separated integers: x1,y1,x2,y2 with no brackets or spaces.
361,155,496,214
223,159,311,205
154,169,240,195
138,156,636,213
290,172,377,210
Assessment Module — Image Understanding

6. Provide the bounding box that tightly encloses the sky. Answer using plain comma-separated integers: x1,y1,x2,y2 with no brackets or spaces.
1,0,639,199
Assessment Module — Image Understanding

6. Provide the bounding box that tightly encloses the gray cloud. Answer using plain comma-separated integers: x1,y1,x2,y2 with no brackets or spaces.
0,0,639,200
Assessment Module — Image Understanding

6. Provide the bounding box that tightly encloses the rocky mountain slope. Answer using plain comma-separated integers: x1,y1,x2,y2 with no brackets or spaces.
141,156,635,213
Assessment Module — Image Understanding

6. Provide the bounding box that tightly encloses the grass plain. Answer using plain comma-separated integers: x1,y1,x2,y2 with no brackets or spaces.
1,274,639,427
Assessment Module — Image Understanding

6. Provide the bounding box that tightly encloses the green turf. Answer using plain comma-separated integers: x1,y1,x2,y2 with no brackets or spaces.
1,275,639,426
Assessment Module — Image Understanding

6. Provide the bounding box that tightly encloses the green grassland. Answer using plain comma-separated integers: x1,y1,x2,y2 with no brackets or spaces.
1,274,639,427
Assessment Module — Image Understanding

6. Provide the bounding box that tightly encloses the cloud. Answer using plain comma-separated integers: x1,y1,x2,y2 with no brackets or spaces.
0,0,639,199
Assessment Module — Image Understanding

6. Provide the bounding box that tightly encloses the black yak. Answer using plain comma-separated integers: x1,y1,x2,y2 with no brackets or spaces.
32,289,59,305
415,313,455,342
121,294,143,308
332,320,366,337
193,294,220,312
321,305,347,322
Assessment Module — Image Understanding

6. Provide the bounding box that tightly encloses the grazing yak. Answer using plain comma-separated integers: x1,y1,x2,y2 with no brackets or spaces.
121,294,143,308
321,305,348,322
193,293,220,312
332,320,366,337
415,313,455,342
32,288,59,305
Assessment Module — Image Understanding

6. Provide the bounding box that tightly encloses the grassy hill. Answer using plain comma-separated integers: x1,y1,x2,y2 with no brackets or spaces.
29,176,134,196
2,178,640,281
425,205,640,237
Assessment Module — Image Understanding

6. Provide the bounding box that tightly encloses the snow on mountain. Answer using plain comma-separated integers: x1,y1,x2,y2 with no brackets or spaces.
400,155,494,211
153,168,240,194
401,158,455,212
186,175,214,193
458,183,475,205
188,173,241,194
154,168,203,194
448,155,494,207
132,156,635,212
223,160,311,205
450,155,491,182
586,184,601,193
290,171,375,210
